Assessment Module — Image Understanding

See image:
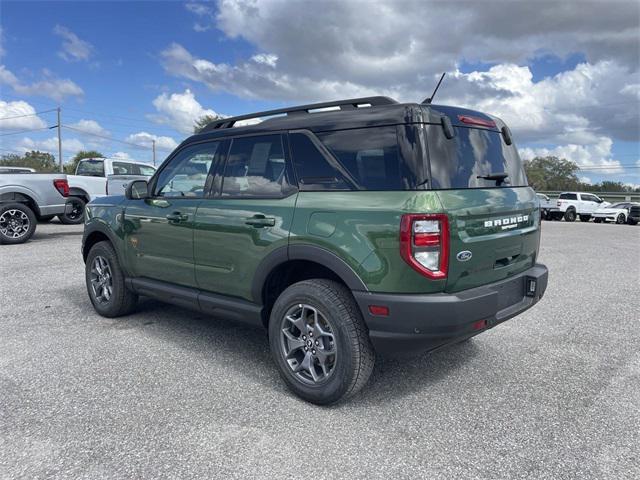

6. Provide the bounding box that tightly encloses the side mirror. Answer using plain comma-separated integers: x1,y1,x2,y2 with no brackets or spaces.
126,180,149,200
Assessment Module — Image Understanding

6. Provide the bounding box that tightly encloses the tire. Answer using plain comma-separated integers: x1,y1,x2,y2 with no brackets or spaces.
38,215,56,223
594,218,602,223
59,197,86,225
628,218,638,225
0,203,37,245
564,209,576,222
616,213,626,224
268,279,375,405
85,240,138,317
579,215,591,222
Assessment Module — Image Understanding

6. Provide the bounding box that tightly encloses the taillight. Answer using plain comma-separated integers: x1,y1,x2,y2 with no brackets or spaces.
400,214,449,279
53,179,69,197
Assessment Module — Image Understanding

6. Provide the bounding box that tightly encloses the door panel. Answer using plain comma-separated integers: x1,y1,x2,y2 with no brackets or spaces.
194,196,297,300
124,198,200,287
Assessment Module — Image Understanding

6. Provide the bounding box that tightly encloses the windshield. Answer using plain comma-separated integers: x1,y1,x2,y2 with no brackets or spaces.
425,124,528,189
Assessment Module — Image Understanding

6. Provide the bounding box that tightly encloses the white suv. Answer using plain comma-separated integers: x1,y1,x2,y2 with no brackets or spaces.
556,192,607,222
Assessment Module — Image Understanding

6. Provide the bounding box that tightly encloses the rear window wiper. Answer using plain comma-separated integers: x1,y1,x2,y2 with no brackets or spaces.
477,172,509,186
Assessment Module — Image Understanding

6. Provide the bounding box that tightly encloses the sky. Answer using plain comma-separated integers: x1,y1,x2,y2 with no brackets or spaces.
0,0,639,186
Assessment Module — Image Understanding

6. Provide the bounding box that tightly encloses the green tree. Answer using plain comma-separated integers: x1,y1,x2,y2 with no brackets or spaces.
64,150,105,174
0,151,58,172
194,114,224,134
523,156,581,191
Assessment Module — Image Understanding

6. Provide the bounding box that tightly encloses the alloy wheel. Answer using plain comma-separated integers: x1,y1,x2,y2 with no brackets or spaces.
67,199,84,221
279,303,337,385
0,209,30,239
90,255,113,303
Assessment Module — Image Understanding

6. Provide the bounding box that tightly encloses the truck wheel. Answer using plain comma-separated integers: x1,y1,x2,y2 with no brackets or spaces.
628,218,638,225
85,241,138,317
564,209,576,222
579,215,591,222
59,197,86,225
38,215,56,223
268,279,375,405
594,218,602,223
0,203,37,245
616,213,626,224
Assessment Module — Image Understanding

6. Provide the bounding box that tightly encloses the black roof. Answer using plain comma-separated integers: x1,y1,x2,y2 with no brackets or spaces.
185,95,505,146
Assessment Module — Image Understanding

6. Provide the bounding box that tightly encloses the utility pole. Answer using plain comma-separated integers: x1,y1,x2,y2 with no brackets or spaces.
152,139,156,166
57,107,63,172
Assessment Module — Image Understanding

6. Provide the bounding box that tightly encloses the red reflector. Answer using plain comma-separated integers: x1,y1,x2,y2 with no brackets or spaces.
414,232,440,247
457,115,496,128
472,319,487,331
368,305,389,316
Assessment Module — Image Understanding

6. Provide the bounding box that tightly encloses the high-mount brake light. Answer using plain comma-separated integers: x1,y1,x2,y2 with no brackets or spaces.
457,115,496,128
400,214,449,279
53,179,69,197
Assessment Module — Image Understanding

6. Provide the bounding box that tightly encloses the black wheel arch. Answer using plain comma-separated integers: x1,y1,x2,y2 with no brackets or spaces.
0,191,40,217
82,222,130,274
68,188,90,203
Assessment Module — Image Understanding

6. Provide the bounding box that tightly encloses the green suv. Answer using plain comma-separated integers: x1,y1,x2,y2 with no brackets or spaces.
82,96,548,404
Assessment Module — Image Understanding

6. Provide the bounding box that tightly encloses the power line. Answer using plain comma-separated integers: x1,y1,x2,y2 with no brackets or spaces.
62,124,154,149
0,109,57,121
0,127,52,137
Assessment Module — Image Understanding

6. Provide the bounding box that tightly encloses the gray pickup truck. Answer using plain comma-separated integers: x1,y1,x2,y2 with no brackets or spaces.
0,172,72,244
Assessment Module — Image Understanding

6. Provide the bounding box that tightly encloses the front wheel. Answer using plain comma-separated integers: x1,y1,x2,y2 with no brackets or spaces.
594,218,602,223
85,241,138,317
579,215,591,222
268,279,375,405
616,213,626,224
0,203,37,244
59,197,86,225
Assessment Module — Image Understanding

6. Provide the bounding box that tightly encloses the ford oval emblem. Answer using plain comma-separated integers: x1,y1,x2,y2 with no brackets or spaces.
456,250,472,262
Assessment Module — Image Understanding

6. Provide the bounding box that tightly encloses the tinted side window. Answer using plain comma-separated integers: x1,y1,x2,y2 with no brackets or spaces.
76,160,105,177
155,142,220,198
221,135,288,197
111,161,155,176
289,133,349,190
317,127,406,190
559,193,577,200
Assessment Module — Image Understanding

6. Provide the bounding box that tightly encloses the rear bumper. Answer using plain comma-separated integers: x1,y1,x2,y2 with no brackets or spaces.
353,263,548,355
39,202,73,216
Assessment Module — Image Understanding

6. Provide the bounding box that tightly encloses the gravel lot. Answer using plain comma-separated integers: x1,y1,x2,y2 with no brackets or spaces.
1,219,638,479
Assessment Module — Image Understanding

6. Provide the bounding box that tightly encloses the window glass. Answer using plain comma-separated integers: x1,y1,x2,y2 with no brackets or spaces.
111,161,155,176
155,142,220,197
316,127,406,190
221,135,287,197
76,160,105,177
426,125,527,189
559,193,577,200
289,133,349,190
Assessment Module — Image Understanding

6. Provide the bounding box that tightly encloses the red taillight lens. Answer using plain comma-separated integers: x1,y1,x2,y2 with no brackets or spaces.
400,213,449,279
457,115,496,128
368,305,389,316
53,179,69,197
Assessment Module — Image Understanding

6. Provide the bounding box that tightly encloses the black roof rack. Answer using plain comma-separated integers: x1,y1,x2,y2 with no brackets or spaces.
201,96,398,132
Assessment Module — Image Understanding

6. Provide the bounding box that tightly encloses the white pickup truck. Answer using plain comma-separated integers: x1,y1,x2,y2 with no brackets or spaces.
555,191,608,222
66,158,156,224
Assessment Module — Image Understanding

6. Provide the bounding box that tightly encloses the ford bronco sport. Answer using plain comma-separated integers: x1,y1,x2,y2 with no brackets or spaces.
82,96,548,404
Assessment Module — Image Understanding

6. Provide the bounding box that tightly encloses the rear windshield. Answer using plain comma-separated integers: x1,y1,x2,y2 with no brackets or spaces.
426,125,527,189
559,193,577,200
76,160,105,177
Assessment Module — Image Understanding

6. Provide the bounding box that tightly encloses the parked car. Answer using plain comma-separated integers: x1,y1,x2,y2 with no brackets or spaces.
536,193,559,220
82,96,548,404
66,158,156,224
0,166,37,173
0,172,70,244
555,191,607,222
592,202,640,225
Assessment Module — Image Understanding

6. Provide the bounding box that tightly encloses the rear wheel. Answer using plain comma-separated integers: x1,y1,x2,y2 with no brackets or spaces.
0,203,37,244
564,209,576,222
579,215,591,222
616,213,626,224
59,197,86,225
268,279,375,405
628,218,638,225
85,241,138,317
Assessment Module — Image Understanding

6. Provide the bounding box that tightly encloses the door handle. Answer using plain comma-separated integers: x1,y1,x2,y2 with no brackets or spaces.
166,211,189,222
245,215,276,227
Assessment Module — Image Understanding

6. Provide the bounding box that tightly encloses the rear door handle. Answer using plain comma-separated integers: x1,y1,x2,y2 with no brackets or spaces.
245,215,276,227
166,211,189,222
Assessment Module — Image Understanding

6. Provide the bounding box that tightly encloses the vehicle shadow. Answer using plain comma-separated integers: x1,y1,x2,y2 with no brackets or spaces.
77,295,481,406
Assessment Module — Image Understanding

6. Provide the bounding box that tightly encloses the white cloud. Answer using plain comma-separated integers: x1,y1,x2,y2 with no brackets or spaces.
18,136,85,155
68,119,109,137
111,151,132,160
53,25,94,62
149,89,221,134
0,100,47,130
0,65,83,101
125,132,178,151
579,176,593,185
